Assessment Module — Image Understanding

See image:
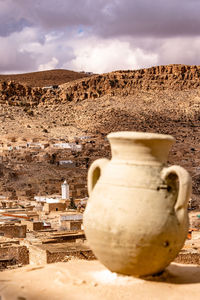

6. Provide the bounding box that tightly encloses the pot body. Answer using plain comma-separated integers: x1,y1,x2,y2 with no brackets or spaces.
83,132,191,276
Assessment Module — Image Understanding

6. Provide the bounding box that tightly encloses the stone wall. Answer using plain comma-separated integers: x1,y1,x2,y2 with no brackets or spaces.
29,244,95,264
0,224,27,238
46,249,95,263
21,220,44,231
60,220,82,231
0,245,29,265
175,251,200,265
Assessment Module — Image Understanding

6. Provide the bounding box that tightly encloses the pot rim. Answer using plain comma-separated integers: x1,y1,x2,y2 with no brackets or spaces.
107,131,175,142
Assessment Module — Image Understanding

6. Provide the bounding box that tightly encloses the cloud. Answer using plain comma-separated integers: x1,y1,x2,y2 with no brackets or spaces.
96,0,200,38
1,0,200,38
66,37,158,73
0,28,36,73
0,0,200,73
0,26,74,73
38,57,59,71
158,36,200,66
0,0,32,37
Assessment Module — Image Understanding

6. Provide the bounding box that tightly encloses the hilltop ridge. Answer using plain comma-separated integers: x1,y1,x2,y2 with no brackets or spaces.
0,64,200,107
0,69,90,87
0,64,199,205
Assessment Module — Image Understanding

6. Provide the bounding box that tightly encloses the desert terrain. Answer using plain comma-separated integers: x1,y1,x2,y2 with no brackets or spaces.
0,64,199,298
0,69,90,87
0,64,199,205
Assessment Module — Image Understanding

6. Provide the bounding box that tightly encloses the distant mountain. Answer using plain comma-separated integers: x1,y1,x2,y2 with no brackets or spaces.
0,69,91,87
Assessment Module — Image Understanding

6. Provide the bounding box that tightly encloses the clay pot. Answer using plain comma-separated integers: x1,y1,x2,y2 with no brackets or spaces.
83,132,192,277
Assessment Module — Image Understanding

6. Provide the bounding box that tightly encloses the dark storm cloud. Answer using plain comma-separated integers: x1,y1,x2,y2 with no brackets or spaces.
1,0,200,73
0,0,107,35
1,0,200,38
0,18,32,37
96,0,200,38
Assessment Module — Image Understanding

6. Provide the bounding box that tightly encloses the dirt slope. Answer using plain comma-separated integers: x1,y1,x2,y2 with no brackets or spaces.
0,64,199,205
0,69,90,87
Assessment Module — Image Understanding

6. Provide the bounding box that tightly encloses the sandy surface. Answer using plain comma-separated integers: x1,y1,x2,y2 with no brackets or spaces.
0,260,200,300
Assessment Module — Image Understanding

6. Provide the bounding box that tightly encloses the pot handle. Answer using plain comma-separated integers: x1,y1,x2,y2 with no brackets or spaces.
88,158,109,196
161,165,192,223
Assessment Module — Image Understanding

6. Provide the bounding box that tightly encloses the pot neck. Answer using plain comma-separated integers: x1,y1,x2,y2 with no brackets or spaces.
108,133,174,165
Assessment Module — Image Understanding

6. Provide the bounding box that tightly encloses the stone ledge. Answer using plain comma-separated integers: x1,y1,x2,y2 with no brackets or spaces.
1,260,200,300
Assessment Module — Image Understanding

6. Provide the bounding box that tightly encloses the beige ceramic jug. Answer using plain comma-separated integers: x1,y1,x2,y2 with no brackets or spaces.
83,132,192,277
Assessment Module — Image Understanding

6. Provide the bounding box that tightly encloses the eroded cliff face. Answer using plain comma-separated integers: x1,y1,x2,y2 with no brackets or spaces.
58,64,200,103
1,64,200,107
0,81,41,106
0,64,199,205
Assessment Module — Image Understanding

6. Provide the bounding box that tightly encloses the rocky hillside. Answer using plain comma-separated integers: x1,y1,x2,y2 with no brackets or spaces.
1,64,200,107
0,69,90,87
58,64,200,103
0,64,199,206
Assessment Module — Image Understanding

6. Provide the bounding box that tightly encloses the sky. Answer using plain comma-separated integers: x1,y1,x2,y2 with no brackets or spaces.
1,0,200,74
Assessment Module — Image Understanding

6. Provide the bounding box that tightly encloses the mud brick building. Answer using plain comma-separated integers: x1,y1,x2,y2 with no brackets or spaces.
0,245,29,267
60,220,82,231
0,224,27,238
29,243,95,264
43,202,66,213
59,214,83,231
21,220,45,231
